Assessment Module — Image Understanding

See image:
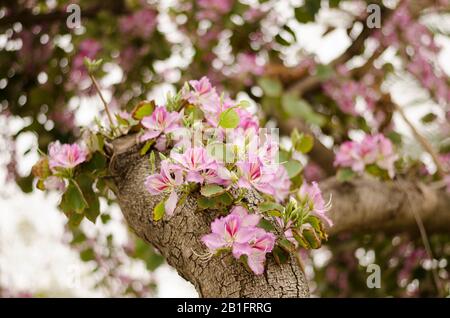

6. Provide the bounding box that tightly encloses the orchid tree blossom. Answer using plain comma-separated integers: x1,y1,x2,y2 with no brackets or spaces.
145,160,183,216
335,134,398,178
48,141,88,172
236,159,278,198
298,182,333,227
201,206,275,275
233,228,276,275
140,106,182,142
171,147,228,185
201,211,256,253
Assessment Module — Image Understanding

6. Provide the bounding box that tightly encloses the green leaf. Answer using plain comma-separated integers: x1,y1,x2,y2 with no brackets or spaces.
218,108,240,129
258,201,284,213
65,211,84,227
140,140,154,156
153,200,166,221
301,226,322,249
258,77,282,97
258,218,276,232
387,131,403,146
305,215,328,241
315,64,334,80
75,174,100,223
133,238,165,271
83,58,103,73
275,34,290,46
336,168,356,182
80,248,96,262
59,181,88,214
279,239,296,253
200,184,226,197
273,246,290,265
329,0,341,7
283,159,303,178
83,151,107,174
115,113,130,126
421,112,437,124
197,192,233,210
237,100,251,108
296,134,314,154
132,100,155,120
149,151,156,174
281,93,326,126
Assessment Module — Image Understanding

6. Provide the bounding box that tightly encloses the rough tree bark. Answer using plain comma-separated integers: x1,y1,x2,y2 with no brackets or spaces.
322,177,450,235
109,136,310,298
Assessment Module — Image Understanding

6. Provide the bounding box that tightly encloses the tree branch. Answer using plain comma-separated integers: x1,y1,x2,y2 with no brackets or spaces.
0,2,127,29
321,177,450,236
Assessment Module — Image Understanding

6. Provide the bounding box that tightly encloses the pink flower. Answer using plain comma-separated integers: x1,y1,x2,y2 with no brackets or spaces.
119,9,157,39
298,182,333,227
236,108,259,131
140,106,182,142
201,205,275,275
145,161,183,216
201,212,256,253
48,141,87,171
334,134,397,178
233,228,276,275
271,166,291,202
171,147,228,185
229,206,261,227
335,140,369,173
184,77,221,116
236,159,276,197
372,134,398,178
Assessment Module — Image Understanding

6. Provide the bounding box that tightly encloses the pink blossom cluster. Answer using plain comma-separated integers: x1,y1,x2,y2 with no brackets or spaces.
233,53,265,85
375,1,449,104
143,77,290,213
119,9,158,39
201,206,276,275
323,66,378,116
334,134,398,178
196,0,234,21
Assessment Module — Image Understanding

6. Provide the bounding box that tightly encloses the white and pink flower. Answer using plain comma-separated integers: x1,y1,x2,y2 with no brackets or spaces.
334,134,398,178
48,141,88,171
140,106,182,142
298,182,333,227
201,206,275,275
145,160,183,216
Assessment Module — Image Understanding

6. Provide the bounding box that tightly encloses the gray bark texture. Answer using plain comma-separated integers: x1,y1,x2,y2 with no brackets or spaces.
321,177,450,235
109,136,310,298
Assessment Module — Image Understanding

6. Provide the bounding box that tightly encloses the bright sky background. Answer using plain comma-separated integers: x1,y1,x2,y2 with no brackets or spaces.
0,3,449,297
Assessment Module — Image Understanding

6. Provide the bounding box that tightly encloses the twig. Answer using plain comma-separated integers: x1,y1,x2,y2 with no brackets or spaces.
89,74,118,137
394,103,446,178
404,190,444,297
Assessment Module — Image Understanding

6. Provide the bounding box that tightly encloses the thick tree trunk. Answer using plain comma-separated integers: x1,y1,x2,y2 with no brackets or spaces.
109,138,310,298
